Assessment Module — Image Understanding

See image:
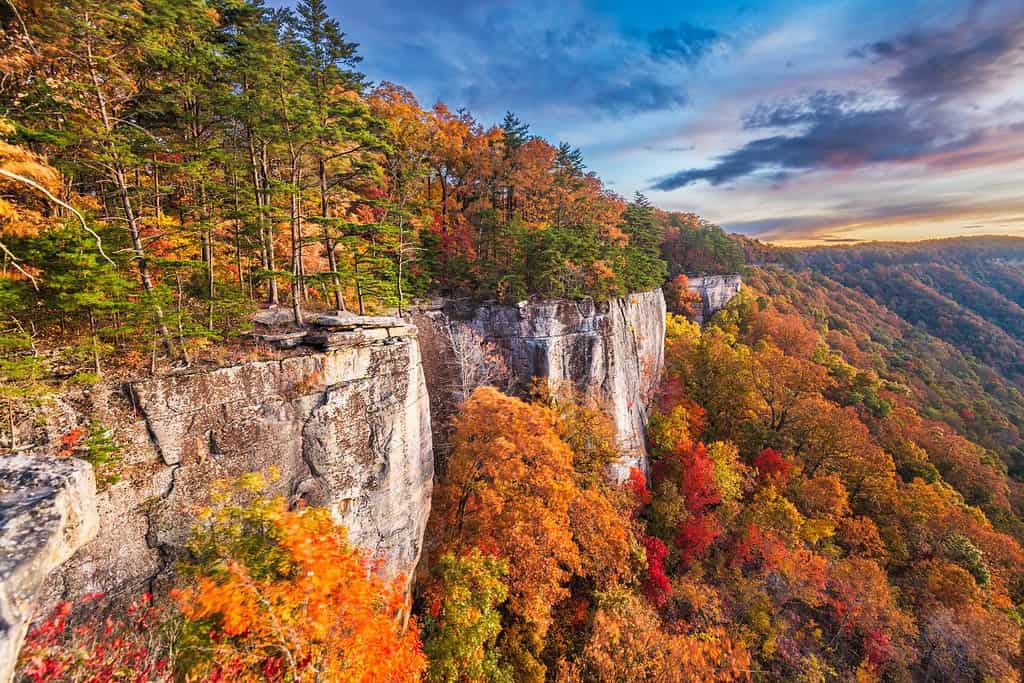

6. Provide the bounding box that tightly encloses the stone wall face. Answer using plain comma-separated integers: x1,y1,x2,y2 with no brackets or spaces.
686,275,743,324
412,289,666,477
0,457,98,683
3,290,671,679
32,331,432,618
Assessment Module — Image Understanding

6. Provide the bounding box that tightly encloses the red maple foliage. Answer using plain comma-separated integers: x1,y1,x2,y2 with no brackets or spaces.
679,442,721,514
752,447,792,486
628,467,652,506
18,593,168,683
676,514,722,567
642,536,671,608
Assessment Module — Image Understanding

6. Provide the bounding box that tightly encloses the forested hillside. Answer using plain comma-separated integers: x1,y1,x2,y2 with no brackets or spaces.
420,274,1024,681
748,266,1024,477
775,238,1024,391
749,238,1024,481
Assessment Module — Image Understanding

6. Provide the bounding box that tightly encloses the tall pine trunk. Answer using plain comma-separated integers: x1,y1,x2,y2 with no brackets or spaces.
246,126,278,305
85,35,172,352
320,157,347,311
289,162,303,325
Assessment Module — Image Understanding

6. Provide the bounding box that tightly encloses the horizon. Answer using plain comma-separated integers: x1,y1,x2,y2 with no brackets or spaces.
275,0,1024,245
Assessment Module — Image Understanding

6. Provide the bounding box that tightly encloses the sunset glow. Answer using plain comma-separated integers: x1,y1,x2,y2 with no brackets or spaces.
306,0,1024,243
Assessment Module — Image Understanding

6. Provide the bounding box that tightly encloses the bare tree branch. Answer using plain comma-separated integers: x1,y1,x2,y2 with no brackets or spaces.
0,238,38,289
0,167,115,265
3,0,37,54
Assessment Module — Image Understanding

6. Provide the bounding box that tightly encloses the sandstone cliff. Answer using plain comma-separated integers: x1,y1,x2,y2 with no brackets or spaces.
411,289,666,477
0,457,98,683
1,290,668,679
23,320,432,614
686,274,743,324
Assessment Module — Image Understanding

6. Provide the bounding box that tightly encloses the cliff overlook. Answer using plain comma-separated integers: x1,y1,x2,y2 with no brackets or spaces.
6,0,1024,679
0,288,695,679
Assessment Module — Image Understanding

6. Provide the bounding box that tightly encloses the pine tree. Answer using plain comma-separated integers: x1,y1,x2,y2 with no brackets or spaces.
293,0,385,312
619,192,667,292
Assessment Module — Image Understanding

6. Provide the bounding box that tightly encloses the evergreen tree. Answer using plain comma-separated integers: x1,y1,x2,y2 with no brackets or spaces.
293,0,386,312
619,192,668,292
556,142,585,178
500,111,530,151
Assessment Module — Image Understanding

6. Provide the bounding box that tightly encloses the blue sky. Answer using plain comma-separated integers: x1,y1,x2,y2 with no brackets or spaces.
282,0,1024,243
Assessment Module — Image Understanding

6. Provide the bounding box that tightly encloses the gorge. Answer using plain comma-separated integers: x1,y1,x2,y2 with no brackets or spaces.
0,283,746,679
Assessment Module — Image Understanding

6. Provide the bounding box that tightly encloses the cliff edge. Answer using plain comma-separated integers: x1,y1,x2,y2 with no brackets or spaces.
411,289,666,477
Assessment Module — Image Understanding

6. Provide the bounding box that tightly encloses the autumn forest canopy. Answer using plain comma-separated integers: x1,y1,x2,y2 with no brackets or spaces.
4,0,1024,682
0,0,678,371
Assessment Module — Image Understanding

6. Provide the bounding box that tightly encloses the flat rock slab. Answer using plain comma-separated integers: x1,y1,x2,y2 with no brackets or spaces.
314,314,405,330
0,456,98,683
306,326,416,350
253,308,300,327
255,331,308,349
306,328,391,349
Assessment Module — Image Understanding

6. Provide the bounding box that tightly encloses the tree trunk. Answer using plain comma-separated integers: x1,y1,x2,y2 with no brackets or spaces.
289,156,303,326
89,310,101,377
230,168,245,292
152,154,162,219
320,157,347,311
174,272,191,365
200,180,214,330
296,184,306,304
354,258,365,315
246,128,278,304
85,32,173,352
114,164,174,348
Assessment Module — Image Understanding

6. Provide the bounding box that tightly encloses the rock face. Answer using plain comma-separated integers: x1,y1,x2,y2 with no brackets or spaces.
34,323,432,635
411,289,666,476
0,457,98,683
685,275,742,324
7,289,669,677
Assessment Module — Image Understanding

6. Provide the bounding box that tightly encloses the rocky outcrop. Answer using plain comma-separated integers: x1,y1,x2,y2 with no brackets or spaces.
34,320,432,631
686,275,742,324
7,289,669,676
0,456,98,682
411,289,665,476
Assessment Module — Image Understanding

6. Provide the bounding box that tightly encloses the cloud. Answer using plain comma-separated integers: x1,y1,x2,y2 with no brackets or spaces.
643,144,696,152
741,91,867,129
851,5,1024,101
724,196,1024,242
649,91,971,190
323,0,718,122
647,23,722,64
651,3,1024,193
589,76,688,116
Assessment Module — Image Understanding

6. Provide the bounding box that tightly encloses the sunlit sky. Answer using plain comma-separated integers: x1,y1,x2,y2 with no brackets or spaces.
288,0,1024,244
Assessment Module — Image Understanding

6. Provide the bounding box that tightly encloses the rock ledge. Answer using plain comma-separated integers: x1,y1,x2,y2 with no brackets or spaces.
0,456,98,683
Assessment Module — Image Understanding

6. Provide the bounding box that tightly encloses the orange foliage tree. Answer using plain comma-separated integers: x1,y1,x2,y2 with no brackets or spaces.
173,491,425,682
427,385,641,678
427,386,581,675
561,591,751,682
643,286,1024,680
665,274,703,318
